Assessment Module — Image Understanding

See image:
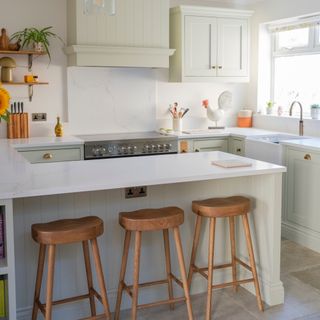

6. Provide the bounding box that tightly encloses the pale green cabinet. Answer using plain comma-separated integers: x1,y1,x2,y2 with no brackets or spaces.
18,145,84,163
193,138,228,152
283,147,320,251
228,137,245,156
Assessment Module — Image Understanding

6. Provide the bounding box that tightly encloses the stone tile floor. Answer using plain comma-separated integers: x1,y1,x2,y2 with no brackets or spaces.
118,239,320,319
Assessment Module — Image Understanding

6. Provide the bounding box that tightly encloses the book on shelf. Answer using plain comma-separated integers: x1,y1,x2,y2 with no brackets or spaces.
0,276,6,317
0,212,4,259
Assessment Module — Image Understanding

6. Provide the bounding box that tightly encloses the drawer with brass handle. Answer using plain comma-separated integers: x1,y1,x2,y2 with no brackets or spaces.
19,147,82,163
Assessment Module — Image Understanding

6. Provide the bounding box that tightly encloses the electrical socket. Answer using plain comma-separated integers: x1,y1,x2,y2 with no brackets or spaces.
32,113,47,121
125,186,147,199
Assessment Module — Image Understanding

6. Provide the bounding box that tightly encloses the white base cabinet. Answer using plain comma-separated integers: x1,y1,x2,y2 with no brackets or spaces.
170,6,252,82
282,147,320,252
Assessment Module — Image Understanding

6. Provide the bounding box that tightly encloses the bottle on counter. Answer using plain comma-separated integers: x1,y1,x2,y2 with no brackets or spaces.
54,116,63,137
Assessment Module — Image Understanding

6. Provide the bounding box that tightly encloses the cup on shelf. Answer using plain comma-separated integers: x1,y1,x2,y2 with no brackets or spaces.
173,118,182,132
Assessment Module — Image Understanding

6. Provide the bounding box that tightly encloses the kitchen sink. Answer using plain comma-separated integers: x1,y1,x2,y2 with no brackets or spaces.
245,134,311,165
248,133,310,144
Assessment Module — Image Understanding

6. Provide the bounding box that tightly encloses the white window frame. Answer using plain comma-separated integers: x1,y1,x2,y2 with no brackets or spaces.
270,21,320,114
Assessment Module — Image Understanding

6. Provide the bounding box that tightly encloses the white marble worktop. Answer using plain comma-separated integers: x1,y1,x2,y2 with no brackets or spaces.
0,138,285,199
163,127,279,139
9,136,83,149
281,138,320,152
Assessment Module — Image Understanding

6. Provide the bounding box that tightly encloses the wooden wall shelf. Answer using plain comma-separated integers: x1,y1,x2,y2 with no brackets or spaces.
0,50,48,101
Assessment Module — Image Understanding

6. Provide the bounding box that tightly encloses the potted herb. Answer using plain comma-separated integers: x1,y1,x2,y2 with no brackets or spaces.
310,104,320,120
266,101,275,115
10,27,63,61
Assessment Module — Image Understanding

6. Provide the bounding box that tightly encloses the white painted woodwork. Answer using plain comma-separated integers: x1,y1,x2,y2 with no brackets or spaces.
169,6,252,82
282,147,320,252
13,174,284,319
184,16,217,77
217,18,248,77
229,137,245,156
0,199,16,320
66,0,174,68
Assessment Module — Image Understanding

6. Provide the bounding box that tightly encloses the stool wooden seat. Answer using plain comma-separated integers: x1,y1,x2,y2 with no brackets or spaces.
31,216,111,320
119,207,184,231
32,216,104,244
115,207,193,320
188,196,263,320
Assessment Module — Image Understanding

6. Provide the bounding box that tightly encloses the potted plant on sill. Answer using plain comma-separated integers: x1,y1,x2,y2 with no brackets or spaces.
310,104,320,120
10,27,63,62
266,101,275,115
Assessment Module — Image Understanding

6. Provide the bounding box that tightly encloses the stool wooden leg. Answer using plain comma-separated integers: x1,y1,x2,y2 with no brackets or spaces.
187,215,202,289
82,240,96,317
45,244,56,320
163,229,174,310
32,244,46,320
91,238,111,319
242,214,264,312
229,216,238,292
132,231,142,320
206,217,216,320
173,227,194,320
114,231,131,320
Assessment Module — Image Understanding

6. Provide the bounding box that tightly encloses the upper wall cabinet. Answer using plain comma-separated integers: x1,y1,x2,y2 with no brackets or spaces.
169,6,253,82
66,0,175,68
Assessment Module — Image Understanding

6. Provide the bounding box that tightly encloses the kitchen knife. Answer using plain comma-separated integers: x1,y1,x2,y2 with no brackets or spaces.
7,104,13,139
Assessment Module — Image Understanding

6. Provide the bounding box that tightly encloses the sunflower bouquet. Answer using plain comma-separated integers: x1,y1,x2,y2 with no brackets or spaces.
0,86,10,122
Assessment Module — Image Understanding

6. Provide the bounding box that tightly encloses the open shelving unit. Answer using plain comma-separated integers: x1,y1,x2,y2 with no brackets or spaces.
0,50,49,101
0,200,16,320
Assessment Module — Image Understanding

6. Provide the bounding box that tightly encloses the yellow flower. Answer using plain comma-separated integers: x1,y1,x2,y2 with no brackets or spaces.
0,86,10,116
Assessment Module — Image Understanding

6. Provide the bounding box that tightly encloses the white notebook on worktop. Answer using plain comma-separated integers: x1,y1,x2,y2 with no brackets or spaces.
211,159,253,168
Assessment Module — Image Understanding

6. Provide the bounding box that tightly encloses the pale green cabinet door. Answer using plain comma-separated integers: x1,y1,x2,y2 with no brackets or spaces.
286,148,320,232
193,139,228,152
228,137,245,156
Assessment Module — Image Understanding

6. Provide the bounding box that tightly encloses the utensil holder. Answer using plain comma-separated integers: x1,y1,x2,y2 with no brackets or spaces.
172,118,182,132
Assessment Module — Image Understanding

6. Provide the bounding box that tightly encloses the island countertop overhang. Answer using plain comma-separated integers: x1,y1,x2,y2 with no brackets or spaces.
0,139,286,199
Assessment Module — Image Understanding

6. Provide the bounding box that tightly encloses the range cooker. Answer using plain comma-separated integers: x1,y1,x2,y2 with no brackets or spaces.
78,132,178,160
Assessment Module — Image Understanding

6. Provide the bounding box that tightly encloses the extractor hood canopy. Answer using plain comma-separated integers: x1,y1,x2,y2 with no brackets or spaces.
66,0,174,68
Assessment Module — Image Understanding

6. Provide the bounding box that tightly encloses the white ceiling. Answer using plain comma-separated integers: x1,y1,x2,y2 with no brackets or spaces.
208,0,264,4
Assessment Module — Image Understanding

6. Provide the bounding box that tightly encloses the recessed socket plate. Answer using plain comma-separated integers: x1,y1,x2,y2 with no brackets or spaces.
125,186,147,199
32,113,47,121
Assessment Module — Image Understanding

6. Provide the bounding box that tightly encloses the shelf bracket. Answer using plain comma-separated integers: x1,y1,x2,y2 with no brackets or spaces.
28,85,33,102
28,54,33,72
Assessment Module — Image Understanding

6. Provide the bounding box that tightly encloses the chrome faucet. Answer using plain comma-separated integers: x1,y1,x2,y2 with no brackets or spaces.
289,101,304,136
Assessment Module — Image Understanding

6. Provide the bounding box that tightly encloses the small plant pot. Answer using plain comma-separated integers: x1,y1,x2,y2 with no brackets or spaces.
33,42,44,52
266,107,273,115
311,107,320,120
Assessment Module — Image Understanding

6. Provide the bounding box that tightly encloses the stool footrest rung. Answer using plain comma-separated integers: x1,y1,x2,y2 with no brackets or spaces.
170,273,183,288
235,257,252,271
212,278,254,289
137,297,186,310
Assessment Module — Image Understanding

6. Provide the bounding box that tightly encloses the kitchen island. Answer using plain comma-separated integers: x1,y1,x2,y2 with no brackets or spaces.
0,139,286,319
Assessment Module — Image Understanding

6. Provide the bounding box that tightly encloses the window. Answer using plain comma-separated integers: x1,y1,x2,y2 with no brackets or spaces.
271,20,320,117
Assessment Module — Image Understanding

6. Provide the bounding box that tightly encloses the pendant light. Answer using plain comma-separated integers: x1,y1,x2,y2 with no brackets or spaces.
84,0,116,15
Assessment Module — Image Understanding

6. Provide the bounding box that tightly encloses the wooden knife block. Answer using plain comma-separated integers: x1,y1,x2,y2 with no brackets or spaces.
7,113,29,139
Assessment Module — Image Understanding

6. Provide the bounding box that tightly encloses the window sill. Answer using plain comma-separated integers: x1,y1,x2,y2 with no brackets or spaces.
254,113,320,122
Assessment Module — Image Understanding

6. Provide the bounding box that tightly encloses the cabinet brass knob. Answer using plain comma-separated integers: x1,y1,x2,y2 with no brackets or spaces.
218,66,222,69
304,154,311,160
236,148,241,152
195,149,200,152
43,153,53,160
211,66,216,69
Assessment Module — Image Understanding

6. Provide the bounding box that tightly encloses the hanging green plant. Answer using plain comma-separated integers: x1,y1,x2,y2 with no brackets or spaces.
10,27,64,62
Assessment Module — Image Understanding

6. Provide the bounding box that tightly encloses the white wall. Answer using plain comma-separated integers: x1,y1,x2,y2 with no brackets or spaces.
248,0,320,135
0,0,249,138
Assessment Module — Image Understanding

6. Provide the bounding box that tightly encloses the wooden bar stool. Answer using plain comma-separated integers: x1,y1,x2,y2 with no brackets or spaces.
187,196,264,320
114,207,193,320
31,216,111,320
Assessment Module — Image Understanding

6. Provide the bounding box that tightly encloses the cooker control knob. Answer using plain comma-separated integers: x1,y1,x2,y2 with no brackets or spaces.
144,145,151,152
108,146,113,153
92,147,101,156
100,147,106,154
121,146,128,153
